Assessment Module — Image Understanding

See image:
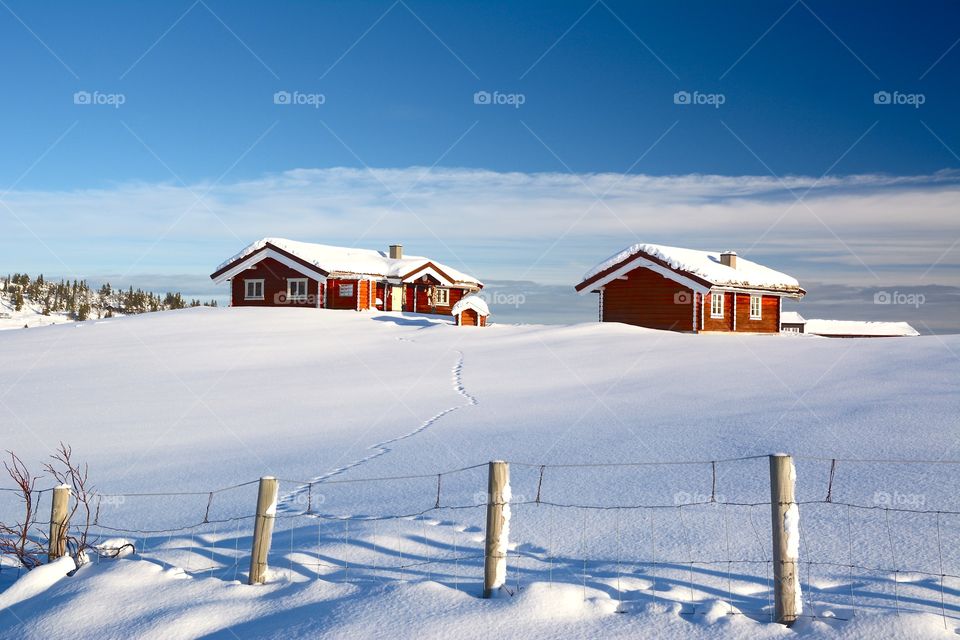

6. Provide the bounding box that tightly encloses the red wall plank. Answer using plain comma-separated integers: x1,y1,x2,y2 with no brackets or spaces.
601,267,694,331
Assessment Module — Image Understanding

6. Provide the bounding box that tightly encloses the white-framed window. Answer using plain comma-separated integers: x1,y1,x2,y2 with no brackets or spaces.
338,283,354,297
749,295,762,320
287,278,308,301
434,287,450,306
710,291,724,318
244,279,264,300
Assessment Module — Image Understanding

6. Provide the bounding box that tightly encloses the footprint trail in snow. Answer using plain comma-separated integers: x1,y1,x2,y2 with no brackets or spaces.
279,350,476,511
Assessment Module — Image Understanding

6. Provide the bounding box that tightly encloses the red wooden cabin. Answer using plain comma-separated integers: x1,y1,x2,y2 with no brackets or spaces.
575,243,805,333
211,238,483,317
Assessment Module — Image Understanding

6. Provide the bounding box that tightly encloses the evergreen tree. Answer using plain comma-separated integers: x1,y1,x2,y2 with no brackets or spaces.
3,271,206,321
164,292,185,310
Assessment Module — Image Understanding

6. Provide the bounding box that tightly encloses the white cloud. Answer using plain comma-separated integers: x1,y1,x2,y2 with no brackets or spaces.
2,167,959,286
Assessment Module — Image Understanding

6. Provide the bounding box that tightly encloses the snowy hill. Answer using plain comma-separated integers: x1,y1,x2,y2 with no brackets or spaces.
0,275,216,332
0,308,958,639
0,293,77,330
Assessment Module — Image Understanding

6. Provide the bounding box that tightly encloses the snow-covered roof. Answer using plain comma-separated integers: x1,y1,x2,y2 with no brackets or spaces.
780,311,806,324
451,294,490,317
804,319,919,337
577,243,803,294
214,238,482,286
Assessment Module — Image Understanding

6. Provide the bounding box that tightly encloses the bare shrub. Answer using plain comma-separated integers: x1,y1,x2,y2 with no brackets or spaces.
0,451,44,569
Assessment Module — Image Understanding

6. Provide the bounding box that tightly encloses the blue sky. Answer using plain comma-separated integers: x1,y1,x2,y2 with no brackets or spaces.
2,1,959,327
3,1,959,182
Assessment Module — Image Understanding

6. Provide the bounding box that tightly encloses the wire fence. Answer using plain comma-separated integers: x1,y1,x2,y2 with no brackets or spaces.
2,454,960,629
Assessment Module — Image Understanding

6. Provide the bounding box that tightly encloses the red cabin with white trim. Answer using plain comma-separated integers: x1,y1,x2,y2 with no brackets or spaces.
211,238,483,317
575,243,805,334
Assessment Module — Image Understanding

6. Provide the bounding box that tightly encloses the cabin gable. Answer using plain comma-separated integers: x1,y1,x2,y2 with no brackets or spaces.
230,257,322,308
601,265,696,331
213,243,328,284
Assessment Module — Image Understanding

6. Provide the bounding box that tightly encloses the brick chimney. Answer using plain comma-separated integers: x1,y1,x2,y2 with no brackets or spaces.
389,244,403,259
720,250,737,269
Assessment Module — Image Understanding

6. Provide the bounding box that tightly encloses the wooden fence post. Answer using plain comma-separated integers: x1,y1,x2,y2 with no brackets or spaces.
48,484,71,562
483,460,510,598
248,476,279,585
769,454,801,625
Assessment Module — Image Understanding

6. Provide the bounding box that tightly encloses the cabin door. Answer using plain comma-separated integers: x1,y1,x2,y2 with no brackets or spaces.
390,285,403,311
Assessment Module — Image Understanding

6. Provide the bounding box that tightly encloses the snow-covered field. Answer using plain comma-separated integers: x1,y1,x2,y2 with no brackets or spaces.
0,307,958,639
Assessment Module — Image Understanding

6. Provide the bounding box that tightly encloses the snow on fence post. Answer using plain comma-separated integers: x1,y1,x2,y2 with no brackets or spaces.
483,460,510,598
769,454,801,625
48,484,71,562
248,476,279,585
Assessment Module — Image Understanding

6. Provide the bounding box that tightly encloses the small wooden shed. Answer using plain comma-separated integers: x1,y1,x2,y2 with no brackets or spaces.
780,311,806,333
451,294,489,327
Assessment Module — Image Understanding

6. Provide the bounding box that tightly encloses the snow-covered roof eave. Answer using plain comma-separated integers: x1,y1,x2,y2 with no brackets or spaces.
577,283,804,297
210,247,328,284
451,294,490,317
212,238,482,287
711,284,807,297
804,319,920,337
577,243,803,296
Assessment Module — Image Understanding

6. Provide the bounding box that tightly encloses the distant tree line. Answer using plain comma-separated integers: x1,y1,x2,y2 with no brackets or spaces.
2,273,218,320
